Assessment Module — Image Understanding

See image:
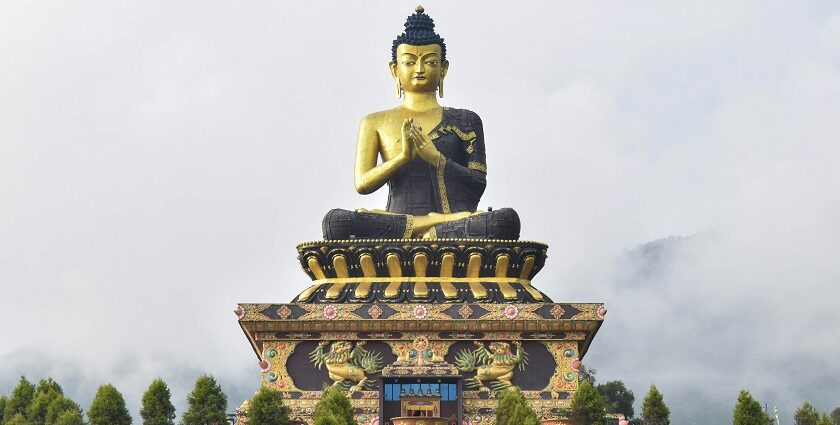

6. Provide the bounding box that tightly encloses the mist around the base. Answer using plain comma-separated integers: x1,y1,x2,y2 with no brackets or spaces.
1,1,839,424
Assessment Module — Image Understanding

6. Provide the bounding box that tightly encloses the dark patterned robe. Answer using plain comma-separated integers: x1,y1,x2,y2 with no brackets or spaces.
385,107,487,215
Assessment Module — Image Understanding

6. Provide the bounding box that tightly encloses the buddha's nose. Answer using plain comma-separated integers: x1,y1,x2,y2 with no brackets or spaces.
415,61,425,74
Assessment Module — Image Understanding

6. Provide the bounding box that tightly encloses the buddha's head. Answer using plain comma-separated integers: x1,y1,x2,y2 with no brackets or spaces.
390,6,449,97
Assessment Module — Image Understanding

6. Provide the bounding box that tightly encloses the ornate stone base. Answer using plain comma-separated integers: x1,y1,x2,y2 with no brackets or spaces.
235,239,606,425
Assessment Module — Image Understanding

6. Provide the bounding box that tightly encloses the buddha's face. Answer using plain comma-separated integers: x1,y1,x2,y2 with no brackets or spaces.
391,43,448,94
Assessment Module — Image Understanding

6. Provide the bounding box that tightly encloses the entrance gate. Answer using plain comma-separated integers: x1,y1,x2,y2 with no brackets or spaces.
380,377,461,425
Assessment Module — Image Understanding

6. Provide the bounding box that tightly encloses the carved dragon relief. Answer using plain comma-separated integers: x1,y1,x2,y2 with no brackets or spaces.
309,340,383,391
455,341,528,392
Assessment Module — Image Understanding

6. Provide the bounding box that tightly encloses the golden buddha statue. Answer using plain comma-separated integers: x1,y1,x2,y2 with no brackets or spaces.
323,6,520,240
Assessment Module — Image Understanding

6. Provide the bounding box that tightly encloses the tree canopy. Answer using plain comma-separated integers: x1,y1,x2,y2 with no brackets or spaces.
4,376,36,423
830,407,840,425
732,390,773,425
570,380,606,425
45,396,83,425
141,378,176,425
87,384,132,425
181,375,228,425
28,378,65,425
641,385,670,425
597,380,634,420
248,387,291,425
53,410,85,425
795,402,821,425
495,387,539,425
312,386,355,425
0,396,7,424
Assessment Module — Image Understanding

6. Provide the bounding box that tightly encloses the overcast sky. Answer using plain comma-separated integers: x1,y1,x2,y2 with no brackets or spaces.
1,1,839,424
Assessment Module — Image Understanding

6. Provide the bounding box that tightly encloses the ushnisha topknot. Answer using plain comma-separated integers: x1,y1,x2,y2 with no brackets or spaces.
391,5,447,62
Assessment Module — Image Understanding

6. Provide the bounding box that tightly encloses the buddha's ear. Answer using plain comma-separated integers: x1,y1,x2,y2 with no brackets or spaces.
441,60,449,78
390,61,402,99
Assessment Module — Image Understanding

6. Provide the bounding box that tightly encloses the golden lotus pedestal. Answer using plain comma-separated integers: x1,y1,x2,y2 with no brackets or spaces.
391,417,450,425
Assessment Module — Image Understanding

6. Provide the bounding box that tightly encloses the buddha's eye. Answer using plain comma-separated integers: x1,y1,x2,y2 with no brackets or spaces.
402,61,416,66
425,60,439,66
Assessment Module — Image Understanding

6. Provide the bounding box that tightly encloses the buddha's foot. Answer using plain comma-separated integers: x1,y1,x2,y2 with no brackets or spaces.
322,208,412,240
428,208,520,240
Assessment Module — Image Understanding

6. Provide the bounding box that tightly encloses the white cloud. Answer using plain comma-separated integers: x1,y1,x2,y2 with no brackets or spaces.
1,1,839,423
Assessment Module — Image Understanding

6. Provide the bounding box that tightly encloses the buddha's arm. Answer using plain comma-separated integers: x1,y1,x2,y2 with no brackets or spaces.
410,117,487,210
354,117,412,195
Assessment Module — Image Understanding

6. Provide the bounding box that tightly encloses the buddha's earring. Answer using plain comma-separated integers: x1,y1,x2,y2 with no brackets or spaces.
395,79,403,99
438,78,444,98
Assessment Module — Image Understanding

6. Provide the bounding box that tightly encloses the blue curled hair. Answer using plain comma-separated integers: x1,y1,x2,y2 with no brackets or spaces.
391,6,447,62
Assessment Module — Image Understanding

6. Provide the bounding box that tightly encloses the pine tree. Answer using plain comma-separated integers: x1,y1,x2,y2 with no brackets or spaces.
570,380,606,425
181,375,227,425
4,376,36,423
45,397,83,425
795,402,820,425
140,379,176,425
732,390,773,425
495,387,539,425
641,385,670,425
817,413,833,425
312,386,355,425
5,414,28,425
53,410,84,425
87,384,132,425
28,378,64,425
247,387,290,425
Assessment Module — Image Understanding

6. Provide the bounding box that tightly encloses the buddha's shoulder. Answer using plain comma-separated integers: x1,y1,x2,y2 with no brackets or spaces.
360,107,402,124
444,107,483,127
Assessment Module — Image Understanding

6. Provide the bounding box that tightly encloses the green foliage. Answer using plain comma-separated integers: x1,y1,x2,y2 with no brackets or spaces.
795,402,821,425
5,413,28,425
495,387,539,425
29,379,64,425
248,387,290,425
181,375,227,425
140,379,176,425
45,397,82,425
0,396,7,424
4,376,36,423
313,416,341,425
641,385,670,425
578,365,597,386
87,384,131,425
817,413,833,425
597,380,634,419
732,390,773,425
312,386,355,425
53,410,84,425
830,407,840,425
570,380,606,425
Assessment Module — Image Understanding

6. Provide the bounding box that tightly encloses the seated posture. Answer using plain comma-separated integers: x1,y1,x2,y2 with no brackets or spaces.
323,6,520,240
